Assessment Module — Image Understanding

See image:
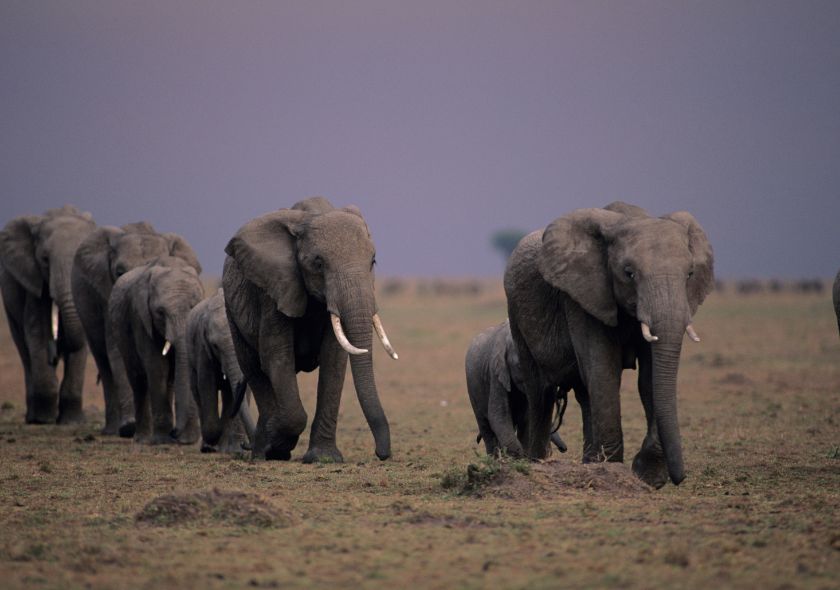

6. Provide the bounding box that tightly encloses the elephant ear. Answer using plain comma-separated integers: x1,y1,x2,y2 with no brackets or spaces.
129,267,156,339
662,211,715,315
224,209,308,318
0,215,44,297
538,208,624,327
163,233,202,274
73,226,123,298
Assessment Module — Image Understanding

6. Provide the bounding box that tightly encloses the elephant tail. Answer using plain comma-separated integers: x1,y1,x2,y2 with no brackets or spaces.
227,379,248,418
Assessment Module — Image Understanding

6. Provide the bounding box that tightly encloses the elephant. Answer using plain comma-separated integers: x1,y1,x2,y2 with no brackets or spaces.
465,320,567,457
504,202,714,488
0,205,96,424
108,256,204,444
833,270,840,338
222,196,399,462
71,221,201,436
186,288,256,453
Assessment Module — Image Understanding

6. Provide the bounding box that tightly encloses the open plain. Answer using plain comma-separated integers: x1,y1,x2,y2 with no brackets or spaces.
0,280,838,589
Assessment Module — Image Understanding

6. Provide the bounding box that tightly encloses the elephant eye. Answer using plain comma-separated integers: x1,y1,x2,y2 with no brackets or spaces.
115,264,128,278
312,256,323,271
687,270,694,279
371,256,376,269
624,267,635,280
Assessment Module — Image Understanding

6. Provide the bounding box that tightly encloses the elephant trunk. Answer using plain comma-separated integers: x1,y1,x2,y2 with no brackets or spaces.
332,273,391,460
170,322,199,443
645,276,690,485
50,262,85,351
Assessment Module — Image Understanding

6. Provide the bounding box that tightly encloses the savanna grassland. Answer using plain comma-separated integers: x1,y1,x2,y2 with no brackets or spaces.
0,280,838,589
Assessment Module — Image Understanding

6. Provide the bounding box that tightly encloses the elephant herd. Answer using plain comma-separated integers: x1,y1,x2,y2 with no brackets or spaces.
1,198,718,488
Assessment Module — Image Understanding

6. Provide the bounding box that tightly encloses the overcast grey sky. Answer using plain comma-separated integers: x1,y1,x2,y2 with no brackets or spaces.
2,1,838,278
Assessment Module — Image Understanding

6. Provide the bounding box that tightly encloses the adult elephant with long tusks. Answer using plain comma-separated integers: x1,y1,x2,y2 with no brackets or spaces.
504,202,714,488
0,206,96,424
108,256,204,444
222,197,399,462
186,288,255,453
71,222,201,436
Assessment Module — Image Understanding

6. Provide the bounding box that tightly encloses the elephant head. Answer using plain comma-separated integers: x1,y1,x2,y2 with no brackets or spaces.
0,206,96,352
74,221,202,301
538,202,714,485
224,197,398,459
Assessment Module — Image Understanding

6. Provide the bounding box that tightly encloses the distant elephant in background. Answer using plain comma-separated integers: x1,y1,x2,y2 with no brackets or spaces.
833,270,840,338
186,288,255,453
0,206,96,424
223,196,399,462
505,202,714,488
108,257,204,444
466,320,567,457
72,222,201,436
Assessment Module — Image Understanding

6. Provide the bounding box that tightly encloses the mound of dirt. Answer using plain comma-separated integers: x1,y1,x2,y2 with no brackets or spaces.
444,457,652,499
135,488,296,528
532,461,653,495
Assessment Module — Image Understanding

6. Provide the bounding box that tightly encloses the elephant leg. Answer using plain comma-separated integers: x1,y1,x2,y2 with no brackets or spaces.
195,353,223,450
237,393,256,444
303,330,348,464
568,305,624,463
632,343,669,488
23,294,58,423
574,384,595,461
251,312,306,460
120,336,152,443
1,281,33,412
488,381,524,457
106,334,137,437
145,353,175,444
57,346,87,424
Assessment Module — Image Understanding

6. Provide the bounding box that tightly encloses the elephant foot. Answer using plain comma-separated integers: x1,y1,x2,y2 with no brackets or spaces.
495,440,525,458
149,432,178,445
260,434,299,461
26,397,58,424
302,445,345,464
171,427,200,446
632,447,669,489
118,420,136,438
57,405,85,425
200,442,219,453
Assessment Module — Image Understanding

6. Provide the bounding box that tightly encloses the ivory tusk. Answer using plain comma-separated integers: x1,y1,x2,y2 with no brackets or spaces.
51,303,59,340
330,314,368,355
372,313,399,360
640,322,659,343
162,340,171,356
685,324,701,342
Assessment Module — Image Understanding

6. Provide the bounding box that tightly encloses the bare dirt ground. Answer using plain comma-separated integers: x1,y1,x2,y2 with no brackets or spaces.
0,281,838,589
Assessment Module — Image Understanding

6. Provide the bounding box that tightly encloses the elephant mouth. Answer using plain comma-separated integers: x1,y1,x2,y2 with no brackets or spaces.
640,321,701,343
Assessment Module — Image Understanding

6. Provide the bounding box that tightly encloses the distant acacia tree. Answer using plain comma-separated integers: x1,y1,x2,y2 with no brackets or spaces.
491,229,527,260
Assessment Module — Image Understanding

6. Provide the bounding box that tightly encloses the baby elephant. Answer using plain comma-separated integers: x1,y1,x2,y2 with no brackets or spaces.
186,289,255,453
109,256,204,444
466,320,567,457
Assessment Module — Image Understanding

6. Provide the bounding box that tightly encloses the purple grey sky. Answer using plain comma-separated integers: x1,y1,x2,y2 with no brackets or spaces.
2,1,839,278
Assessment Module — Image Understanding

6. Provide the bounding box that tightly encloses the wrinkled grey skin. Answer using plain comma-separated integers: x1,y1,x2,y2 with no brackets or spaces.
0,206,96,424
833,270,840,338
223,197,393,462
108,257,204,444
72,222,201,436
186,288,256,453
504,202,714,488
465,320,567,457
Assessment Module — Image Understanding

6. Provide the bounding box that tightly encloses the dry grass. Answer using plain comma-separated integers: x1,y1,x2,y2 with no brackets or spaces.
0,283,838,589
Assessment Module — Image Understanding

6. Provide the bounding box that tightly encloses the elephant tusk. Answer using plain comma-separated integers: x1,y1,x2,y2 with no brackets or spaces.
51,303,59,340
372,313,399,360
685,324,701,342
330,314,368,355
162,340,172,356
640,322,659,343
